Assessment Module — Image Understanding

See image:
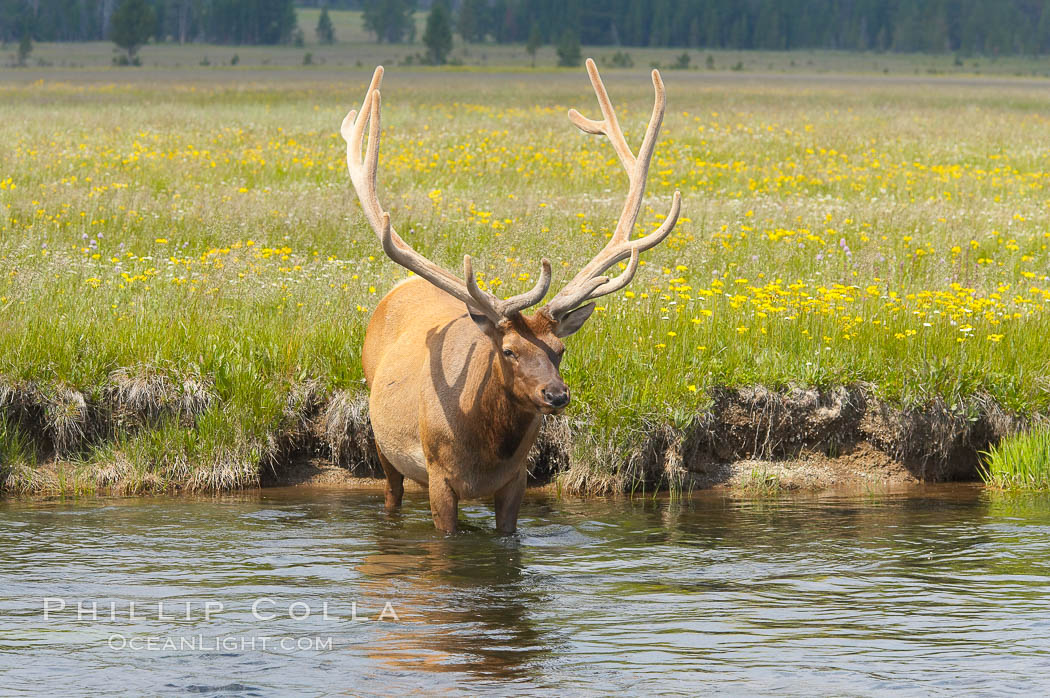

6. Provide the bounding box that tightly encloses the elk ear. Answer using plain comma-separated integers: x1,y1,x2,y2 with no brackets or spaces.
554,303,595,338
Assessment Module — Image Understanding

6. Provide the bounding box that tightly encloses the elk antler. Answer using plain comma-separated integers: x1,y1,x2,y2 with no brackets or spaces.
543,59,682,321
341,66,551,325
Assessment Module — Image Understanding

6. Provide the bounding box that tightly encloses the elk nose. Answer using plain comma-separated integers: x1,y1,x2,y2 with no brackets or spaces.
543,386,570,409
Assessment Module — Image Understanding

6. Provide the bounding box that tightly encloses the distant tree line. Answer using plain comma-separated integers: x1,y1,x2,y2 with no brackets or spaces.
1,0,297,44
6,0,1050,54
391,0,1050,55
491,0,1050,54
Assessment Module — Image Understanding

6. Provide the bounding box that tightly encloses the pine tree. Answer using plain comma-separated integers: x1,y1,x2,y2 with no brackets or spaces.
458,0,484,43
316,6,335,45
423,0,453,64
526,22,542,67
1038,2,1050,54
754,0,783,50
556,28,581,67
702,3,721,48
363,0,417,44
16,28,32,67
649,0,671,46
110,0,155,63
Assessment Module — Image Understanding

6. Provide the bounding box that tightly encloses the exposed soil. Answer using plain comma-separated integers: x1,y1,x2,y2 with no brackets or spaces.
706,443,917,491
261,458,387,489
265,445,916,493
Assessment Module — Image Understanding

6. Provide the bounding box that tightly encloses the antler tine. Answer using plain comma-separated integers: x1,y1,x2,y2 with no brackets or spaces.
587,248,639,300
573,190,682,307
631,189,682,255
501,258,553,315
544,60,682,321
606,66,666,247
568,58,635,171
341,67,384,180
463,255,504,324
630,69,666,224
465,256,553,322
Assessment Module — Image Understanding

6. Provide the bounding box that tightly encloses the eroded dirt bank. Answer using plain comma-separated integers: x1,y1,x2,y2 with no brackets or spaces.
554,385,1027,493
0,376,1035,495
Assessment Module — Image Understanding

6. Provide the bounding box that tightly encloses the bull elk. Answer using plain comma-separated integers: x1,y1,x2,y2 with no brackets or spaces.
341,59,681,533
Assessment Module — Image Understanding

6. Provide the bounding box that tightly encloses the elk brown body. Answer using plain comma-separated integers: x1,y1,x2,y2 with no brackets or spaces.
343,60,682,533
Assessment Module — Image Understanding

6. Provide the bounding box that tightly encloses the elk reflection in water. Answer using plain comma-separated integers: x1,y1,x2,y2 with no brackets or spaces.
355,514,555,680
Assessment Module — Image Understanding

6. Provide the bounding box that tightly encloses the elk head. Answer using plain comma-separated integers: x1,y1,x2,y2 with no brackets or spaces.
342,60,682,415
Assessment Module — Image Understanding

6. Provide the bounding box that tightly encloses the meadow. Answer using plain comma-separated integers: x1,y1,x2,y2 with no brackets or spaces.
1,59,1049,494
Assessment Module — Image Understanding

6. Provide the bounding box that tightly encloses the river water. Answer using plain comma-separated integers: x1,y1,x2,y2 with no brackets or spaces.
2,485,1050,695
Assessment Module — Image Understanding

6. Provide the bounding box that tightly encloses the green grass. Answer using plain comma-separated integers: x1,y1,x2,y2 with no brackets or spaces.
1,53,1049,494
0,416,33,470
981,429,1050,490
741,468,784,497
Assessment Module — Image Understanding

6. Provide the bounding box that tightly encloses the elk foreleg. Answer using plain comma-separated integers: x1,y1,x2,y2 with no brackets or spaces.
376,447,404,511
428,476,459,533
494,469,526,534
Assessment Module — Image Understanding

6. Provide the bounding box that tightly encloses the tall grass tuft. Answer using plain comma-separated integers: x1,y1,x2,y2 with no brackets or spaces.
0,415,34,490
0,416,33,468
980,429,1050,490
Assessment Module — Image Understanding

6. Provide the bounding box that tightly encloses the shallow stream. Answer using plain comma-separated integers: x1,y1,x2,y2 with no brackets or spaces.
3,485,1050,694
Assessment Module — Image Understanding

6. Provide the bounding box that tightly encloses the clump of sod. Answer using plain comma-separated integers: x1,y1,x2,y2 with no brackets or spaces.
980,429,1050,490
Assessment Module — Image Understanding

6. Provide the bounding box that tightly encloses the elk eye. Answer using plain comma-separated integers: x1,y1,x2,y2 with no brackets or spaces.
503,349,516,359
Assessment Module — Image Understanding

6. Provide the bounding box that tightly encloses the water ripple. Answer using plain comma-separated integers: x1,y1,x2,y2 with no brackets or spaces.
2,486,1050,694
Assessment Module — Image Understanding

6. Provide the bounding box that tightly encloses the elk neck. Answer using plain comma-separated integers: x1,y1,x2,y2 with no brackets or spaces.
476,338,540,462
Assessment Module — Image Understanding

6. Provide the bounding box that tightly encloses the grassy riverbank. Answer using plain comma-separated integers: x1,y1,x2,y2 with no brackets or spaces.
2,62,1049,495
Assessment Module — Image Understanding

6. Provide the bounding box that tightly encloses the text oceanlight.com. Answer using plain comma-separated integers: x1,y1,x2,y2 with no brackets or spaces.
108,635,337,651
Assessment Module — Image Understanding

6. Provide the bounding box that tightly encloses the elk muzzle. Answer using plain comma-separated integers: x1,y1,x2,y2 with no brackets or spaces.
541,383,570,411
